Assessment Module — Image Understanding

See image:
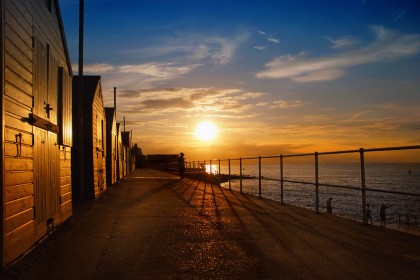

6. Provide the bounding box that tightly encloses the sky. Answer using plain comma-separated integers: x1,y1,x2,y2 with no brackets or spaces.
58,0,420,162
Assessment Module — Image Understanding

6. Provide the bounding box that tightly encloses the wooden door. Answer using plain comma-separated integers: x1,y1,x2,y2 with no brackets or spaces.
33,129,60,239
32,36,61,239
97,118,105,193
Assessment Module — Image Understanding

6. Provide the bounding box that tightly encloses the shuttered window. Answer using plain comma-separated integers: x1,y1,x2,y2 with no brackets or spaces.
58,67,72,146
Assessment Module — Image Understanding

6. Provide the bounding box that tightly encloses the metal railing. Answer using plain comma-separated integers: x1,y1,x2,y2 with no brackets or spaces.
186,145,420,225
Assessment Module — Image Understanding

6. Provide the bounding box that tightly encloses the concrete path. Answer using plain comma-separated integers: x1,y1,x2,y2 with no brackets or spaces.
4,169,420,279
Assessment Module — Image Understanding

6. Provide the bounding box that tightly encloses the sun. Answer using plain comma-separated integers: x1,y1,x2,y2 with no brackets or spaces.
195,121,218,141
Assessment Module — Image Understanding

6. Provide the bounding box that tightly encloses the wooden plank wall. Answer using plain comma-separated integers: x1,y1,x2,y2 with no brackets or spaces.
92,84,106,198
116,123,123,181
2,0,72,266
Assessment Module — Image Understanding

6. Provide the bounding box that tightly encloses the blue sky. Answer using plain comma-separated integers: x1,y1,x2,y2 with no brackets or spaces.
59,0,420,160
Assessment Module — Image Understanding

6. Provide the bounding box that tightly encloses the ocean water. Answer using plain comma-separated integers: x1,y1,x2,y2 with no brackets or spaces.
213,163,420,224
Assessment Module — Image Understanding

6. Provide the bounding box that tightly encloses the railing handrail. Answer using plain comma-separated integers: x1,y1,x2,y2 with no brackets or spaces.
184,144,420,225
190,144,420,163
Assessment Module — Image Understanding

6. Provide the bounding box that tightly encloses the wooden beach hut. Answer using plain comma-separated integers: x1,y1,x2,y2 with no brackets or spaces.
105,91,117,187
121,130,135,175
0,0,73,266
72,76,106,201
116,122,124,181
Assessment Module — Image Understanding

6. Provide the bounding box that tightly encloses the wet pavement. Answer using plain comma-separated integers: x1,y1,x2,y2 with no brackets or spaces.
3,168,420,279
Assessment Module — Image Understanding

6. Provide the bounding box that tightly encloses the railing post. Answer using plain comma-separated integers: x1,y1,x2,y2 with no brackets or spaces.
360,148,367,225
204,160,206,186
218,159,221,185
240,157,243,194
280,155,284,205
228,158,231,190
315,152,319,214
258,156,262,198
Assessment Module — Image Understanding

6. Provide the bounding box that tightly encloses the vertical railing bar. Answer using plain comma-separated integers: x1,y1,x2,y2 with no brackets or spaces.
240,158,243,194
315,152,319,214
280,155,284,205
360,148,367,225
258,156,262,198
218,159,221,185
228,158,231,190
204,160,206,186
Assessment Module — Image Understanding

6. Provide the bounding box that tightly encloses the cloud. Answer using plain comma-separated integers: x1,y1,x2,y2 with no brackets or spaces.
271,100,304,109
257,30,280,44
119,62,199,77
122,33,248,66
256,26,420,82
392,8,407,21
325,36,360,49
72,63,114,74
206,34,249,65
119,89,141,98
141,97,194,110
116,87,266,118
254,46,266,51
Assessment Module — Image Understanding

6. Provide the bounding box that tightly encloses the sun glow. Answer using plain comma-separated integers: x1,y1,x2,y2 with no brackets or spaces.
195,121,218,141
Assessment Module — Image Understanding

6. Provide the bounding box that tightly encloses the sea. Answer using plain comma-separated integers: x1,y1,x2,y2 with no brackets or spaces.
211,163,420,225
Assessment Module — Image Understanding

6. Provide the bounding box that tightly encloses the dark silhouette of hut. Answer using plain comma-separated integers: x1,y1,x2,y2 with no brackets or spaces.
121,130,135,175
0,0,73,267
133,144,145,168
72,76,107,201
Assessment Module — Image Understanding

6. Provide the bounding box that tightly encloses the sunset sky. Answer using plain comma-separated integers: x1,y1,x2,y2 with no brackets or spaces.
59,0,420,161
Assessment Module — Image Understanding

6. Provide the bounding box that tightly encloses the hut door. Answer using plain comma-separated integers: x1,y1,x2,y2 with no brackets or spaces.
97,119,105,192
32,36,61,239
33,129,60,239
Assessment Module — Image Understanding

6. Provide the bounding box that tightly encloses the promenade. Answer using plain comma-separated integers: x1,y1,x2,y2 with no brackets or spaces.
4,169,420,279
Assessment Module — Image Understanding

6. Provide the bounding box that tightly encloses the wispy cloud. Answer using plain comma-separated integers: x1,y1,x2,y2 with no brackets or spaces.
392,8,407,21
256,25,420,82
122,33,249,66
271,100,304,109
257,30,280,44
325,36,360,49
254,46,266,51
72,63,114,74
119,62,200,77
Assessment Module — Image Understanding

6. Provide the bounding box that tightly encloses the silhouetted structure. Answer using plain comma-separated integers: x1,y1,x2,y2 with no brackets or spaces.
72,76,107,201
133,144,146,168
146,154,179,171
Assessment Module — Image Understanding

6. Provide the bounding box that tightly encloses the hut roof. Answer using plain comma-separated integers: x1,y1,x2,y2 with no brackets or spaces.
73,75,102,104
55,0,73,76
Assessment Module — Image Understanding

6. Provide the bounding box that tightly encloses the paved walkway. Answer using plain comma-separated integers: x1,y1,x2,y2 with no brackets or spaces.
4,169,420,279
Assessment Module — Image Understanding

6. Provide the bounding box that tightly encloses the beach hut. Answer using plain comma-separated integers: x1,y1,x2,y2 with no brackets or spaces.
72,76,107,201
0,0,73,266
105,88,117,187
116,123,124,181
121,130,135,175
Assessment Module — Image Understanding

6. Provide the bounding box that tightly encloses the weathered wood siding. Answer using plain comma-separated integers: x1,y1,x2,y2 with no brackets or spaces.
116,123,123,181
1,0,72,267
92,84,106,198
